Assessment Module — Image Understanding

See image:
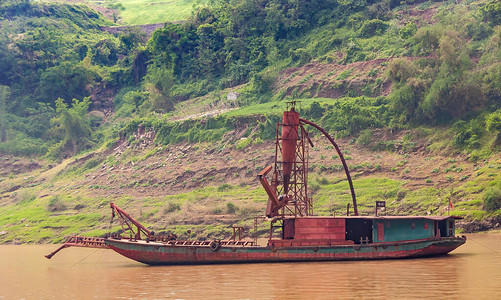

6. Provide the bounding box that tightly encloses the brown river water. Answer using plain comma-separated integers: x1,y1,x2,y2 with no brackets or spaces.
1,233,500,299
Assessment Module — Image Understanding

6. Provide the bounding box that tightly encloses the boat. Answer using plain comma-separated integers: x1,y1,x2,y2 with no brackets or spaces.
46,102,466,264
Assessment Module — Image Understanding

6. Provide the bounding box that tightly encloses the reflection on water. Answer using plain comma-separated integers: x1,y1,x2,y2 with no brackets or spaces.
1,233,500,299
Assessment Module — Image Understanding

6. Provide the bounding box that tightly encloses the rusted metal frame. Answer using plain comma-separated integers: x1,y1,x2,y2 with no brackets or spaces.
269,216,274,241
147,239,255,247
298,125,311,215
115,212,134,239
300,128,310,216
253,216,267,245
299,124,312,215
274,121,282,218
45,236,108,259
110,203,152,240
298,118,358,216
287,124,310,217
268,218,283,242
260,165,280,216
117,211,138,240
293,139,302,216
231,225,244,241
304,127,312,215
276,138,291,217
292,126,301,217
254,216,258,244
274,121,294,217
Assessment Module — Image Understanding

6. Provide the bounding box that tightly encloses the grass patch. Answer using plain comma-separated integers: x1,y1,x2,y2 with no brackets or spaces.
115,0,199,25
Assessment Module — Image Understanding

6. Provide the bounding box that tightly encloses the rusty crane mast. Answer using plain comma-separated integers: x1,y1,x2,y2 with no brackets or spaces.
258,101,358,219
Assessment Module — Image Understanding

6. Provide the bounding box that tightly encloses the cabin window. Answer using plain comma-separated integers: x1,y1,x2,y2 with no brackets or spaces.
411,223,416,229
424,223,429,230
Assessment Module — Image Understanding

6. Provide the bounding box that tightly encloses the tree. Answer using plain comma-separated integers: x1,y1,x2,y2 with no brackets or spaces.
486,110,501,147
481,0,501,26
143,66,175,112
0,85,10,142
48,97,92,158
38,62,95,103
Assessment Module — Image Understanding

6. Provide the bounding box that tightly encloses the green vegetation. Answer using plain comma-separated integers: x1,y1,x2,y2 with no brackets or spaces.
3,0,501,158
2,0,501,243
116,0,198,25
484,187,501,211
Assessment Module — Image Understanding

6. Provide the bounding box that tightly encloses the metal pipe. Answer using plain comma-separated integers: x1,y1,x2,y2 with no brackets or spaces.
299,118,358,216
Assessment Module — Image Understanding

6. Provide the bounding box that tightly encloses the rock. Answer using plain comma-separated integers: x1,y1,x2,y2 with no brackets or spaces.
227,91,240,101
74,204,85,210
458,216,501,233
0,231,7,236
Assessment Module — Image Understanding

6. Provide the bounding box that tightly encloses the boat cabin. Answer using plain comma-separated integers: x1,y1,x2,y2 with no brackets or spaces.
269,216,461,247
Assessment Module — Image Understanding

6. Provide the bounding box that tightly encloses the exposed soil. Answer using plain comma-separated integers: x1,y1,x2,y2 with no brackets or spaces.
0,157,42,177
47,125,479,206
393,3,440,27
276,58,394,99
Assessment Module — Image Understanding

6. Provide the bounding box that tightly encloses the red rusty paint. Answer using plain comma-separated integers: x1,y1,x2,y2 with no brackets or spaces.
294,217,346,241
45,236,109,259
377,223,385,241
106,236,466,265
281,109,299,194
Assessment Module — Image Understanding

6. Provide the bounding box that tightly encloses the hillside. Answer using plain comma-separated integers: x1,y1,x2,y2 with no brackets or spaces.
1,120,500,244
1,0,501,243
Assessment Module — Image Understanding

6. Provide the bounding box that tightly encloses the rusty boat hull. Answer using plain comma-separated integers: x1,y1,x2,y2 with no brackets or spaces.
105,236,466,265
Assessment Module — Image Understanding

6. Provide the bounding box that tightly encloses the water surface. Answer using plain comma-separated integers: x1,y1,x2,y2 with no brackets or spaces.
1,233,500,299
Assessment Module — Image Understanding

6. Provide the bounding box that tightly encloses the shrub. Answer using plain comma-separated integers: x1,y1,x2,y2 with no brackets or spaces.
466,22,493,41
469,150,491,162
483,187,501,211
412,27,441,55
387,58,418,83
217,183,232,192
163,202,181,214
320,97,390,137
336,68,354,80
399,22,417,40
452,119,484,150
481,0,501,26
290,48,311,65
317,177,329,185
356,129,373,146
359,19,388,38
47,196,66,212
17,189,36,204
303,101,325,120
236,138,252,150
226,202,238,214
486,110,501,146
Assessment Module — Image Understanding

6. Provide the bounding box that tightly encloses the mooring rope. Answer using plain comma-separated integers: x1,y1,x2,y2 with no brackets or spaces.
70,249,99,268
95,251,104,266
467,236,499,253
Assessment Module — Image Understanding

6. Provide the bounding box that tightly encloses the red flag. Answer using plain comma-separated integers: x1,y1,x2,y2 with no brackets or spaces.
449,199,454,209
